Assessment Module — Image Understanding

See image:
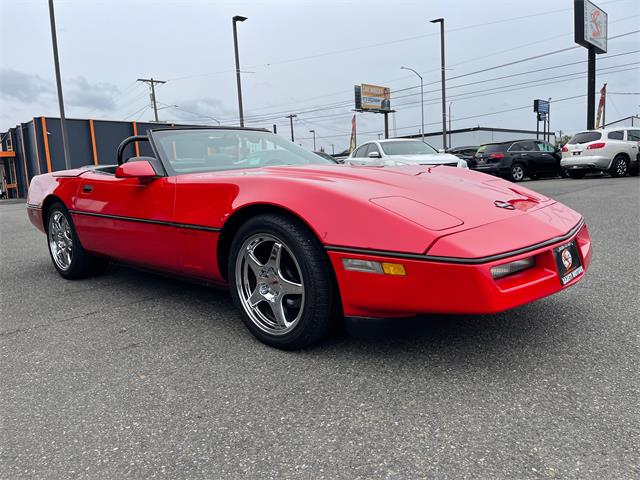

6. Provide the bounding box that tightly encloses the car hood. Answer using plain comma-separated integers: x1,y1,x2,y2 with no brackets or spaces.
386,153,461,164
231,163,553,230
179,163,582,256
347,153,461,165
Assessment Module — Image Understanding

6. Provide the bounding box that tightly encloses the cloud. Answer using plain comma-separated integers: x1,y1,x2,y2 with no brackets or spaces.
0,69,52,103
65,76,120,111
171,97,235,124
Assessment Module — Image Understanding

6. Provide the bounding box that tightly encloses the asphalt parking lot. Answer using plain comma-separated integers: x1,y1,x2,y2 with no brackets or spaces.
1,176,638,479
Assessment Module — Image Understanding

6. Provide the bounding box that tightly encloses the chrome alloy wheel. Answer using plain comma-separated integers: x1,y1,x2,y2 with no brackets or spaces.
48,211,73,271
235,233,305,336
511,164,524,181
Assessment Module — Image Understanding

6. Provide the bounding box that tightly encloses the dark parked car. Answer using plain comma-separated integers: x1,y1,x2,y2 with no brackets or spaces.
469,139,563,182
447,145,478,162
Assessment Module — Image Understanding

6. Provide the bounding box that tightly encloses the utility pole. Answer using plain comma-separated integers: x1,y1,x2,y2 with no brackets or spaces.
48,0,71,169
309,129,316,150
285,114,297,141
431,18,447,149
137,78,166,122
232,15,248,127
331,144,335,154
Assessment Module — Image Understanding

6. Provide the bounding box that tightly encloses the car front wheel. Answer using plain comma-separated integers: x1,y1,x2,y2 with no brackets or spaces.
229,214,337,349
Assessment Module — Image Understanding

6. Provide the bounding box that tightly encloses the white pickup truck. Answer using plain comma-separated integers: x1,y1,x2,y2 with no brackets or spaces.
561,127,640,178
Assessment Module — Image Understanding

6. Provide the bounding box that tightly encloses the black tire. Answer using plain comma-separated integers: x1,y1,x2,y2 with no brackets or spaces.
46,202,109,279
560,169,569,178
567,170,587,179
228,213,337,349
609,155,628,178
509,162,526,182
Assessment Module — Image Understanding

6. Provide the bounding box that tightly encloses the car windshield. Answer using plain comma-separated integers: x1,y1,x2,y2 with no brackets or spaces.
152,129,335,174
380,141,438,155
568,132,602,144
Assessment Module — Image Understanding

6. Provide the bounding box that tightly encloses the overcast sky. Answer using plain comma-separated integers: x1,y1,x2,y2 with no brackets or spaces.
1,0,639,151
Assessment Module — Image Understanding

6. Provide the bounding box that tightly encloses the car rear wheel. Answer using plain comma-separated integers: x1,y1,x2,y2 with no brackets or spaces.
567,170,587,179
46,203,109,279
609,155,628,177
509,163,525,182
228,214,337,349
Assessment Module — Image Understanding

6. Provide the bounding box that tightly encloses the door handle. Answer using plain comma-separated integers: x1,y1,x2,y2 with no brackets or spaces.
82,184,93,193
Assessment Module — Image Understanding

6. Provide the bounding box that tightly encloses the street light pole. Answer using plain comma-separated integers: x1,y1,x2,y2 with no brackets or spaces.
400,66,424,143
309,129,316,150
430,17,447,150
232,15,247,127
47,0,71,170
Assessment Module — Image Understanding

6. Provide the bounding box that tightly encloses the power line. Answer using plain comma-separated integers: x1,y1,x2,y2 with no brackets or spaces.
169,0,626,82
220,32,640,124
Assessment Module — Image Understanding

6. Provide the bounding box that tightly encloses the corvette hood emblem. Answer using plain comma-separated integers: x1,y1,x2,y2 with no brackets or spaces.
494,200,516,210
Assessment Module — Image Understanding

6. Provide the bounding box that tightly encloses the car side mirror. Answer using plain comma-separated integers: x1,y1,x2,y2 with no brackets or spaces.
368,151,381,158
115,158,157,183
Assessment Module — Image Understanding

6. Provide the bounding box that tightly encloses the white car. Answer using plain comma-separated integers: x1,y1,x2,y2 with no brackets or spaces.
561,128,640,178
347,139,468,168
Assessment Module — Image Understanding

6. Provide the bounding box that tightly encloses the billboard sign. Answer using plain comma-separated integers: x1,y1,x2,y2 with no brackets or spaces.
357,84,391,112
574,0,607,54
534,99,550,114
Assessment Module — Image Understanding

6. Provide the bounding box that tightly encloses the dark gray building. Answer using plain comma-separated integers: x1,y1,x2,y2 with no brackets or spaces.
0,117,209,199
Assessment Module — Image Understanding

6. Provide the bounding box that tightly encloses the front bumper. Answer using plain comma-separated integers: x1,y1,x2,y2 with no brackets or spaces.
328,223,591,318
561,155,612,171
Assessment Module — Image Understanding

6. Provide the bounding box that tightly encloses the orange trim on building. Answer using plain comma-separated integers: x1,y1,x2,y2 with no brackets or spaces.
0,151,16,158
32,118,42,175
89,119,99,165
41,117,53,172
132,122,140,156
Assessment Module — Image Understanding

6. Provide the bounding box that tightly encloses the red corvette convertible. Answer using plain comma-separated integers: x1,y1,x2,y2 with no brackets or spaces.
27,127,592,349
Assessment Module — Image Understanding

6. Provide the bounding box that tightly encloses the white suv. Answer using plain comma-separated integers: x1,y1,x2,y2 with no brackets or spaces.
561,128,640,178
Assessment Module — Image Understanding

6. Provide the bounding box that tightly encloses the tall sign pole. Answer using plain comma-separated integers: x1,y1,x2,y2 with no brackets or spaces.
48,0,71,170
574,0,608,130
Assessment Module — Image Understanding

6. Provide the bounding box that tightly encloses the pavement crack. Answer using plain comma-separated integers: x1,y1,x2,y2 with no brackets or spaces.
0,296,158,341
0,328,23,338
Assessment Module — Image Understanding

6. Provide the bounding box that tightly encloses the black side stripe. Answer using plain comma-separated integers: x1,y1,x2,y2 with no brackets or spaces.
325,218,585,265
68,209,221,232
